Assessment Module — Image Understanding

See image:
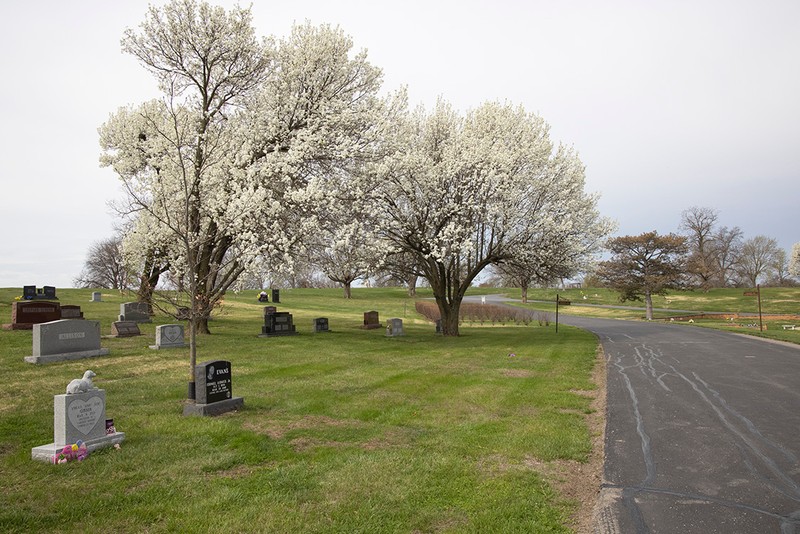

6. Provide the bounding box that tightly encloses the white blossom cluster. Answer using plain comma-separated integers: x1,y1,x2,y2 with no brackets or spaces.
101,0,612,337
360,100,613,327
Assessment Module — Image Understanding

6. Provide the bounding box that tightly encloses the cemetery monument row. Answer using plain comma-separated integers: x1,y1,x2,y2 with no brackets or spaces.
22,285,58,300
31,370,125,463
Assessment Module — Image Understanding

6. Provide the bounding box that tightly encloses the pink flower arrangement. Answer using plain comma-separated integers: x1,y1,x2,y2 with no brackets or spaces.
53,440,89,464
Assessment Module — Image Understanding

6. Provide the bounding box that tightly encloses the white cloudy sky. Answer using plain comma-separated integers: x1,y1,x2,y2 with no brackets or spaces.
1,0,798,288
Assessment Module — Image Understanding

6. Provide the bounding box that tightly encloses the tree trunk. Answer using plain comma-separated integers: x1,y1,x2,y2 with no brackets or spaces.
188,317,197,400
407,275,417,297
521,286,528,304
197,316,211,334
644,290,654,320
435,296,461,336
343,281,352,299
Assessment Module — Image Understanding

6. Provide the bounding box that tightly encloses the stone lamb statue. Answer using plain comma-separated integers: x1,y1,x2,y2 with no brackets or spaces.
66,370,97,394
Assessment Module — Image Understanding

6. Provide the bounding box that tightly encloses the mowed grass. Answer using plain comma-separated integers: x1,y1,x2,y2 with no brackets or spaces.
0,287,599,533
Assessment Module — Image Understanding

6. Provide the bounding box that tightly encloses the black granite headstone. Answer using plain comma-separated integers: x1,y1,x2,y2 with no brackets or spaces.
23,286,36,300
195,360,233,404
261,311,297,336
43,286,57,300
271,289,280,303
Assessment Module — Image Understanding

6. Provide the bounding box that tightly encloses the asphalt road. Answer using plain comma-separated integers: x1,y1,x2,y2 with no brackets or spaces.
559,315,800,533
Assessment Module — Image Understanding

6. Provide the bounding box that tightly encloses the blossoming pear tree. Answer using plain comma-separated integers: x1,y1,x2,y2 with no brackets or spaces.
790,242,800,279
364,100,612,336
101,0,393,399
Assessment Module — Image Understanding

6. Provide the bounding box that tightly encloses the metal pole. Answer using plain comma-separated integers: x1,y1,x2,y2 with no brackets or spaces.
555,293,559,333
757,284,763,332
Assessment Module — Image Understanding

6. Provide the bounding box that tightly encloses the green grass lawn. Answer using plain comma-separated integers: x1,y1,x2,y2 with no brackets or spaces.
0,287,599,533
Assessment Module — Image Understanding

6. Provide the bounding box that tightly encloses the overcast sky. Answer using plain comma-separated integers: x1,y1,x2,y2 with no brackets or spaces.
1,0,798,289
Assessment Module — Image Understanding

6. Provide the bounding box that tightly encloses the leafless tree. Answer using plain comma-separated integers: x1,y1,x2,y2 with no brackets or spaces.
74,237,133,290
710,226,743,287
736,235,779,287
680,206,718,290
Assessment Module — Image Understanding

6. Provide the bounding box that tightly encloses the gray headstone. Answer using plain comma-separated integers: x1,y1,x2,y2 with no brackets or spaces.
118,302,151,323
31,388,126,462
150,324,185,349
385,317,404,337
313,317,330,333
25,320,109,364
54,390,107,446
90,292,102,302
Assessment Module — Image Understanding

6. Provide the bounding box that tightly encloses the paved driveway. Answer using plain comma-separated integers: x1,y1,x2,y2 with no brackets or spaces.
560,316,800,533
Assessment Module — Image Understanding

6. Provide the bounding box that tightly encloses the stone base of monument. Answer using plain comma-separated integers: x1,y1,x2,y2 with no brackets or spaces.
31,432,126,463
183,396,244,417
30,389,126,463
25,348,110,364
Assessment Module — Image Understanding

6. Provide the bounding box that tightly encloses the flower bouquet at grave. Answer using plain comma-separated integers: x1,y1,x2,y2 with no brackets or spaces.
53,440,89,464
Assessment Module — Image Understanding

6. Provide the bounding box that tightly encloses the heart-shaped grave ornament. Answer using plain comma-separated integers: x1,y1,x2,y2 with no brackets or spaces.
161,325,182,344
67,396,104,435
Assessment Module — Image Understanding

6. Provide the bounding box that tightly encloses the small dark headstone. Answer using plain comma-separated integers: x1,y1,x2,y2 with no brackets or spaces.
23,286,36,300
260,311,297,337
271,289,280,303
362,310,381,329
435,319,442,335
314,317,330,333
43,286,57,300
263,306,277,316
176,306,190,320
60,305,84,319
111,321,141,337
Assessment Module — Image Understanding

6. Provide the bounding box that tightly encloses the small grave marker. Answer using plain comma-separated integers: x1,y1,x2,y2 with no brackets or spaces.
111,321,141,338
60,305,84,319
313,317,330,333
386,318,404,337
362,311,381,329
90,292,102,302
271,289,281,303
150,324,186,349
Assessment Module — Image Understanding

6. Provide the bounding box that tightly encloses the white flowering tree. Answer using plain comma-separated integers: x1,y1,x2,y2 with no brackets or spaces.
790,243,800,279
101,0,392,399
365,100,611,335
